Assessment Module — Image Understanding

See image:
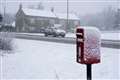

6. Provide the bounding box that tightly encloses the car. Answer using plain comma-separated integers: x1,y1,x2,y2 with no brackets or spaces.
0,24,15,32
44,27,66,37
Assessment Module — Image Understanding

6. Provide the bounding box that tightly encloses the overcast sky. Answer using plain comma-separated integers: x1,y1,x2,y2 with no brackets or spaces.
0,0,119,16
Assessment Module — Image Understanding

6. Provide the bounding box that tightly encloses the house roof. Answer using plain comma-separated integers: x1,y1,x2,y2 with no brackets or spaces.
22,8,56,18
55,13,79,20
22,8,79,20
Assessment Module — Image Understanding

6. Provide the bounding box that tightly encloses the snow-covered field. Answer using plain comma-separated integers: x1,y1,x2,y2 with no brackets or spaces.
0,39,120,80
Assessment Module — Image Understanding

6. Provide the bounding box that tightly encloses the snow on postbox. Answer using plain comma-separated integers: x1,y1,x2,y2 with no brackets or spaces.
76,27,101,64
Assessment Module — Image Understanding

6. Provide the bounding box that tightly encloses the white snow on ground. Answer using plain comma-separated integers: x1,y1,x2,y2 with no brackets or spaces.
0,39,120,80
66,32,120,40
101,32,120,40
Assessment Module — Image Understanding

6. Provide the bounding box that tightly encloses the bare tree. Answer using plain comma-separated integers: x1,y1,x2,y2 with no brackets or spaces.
102,6,116,30
28,2,44,10
0,14,3,22
114,9,120,29
37,2,44,10
80,6,117,30
28,5,36,9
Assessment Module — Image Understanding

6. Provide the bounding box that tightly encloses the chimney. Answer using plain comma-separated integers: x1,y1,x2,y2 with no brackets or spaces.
19,3,22,10
51,7,54,12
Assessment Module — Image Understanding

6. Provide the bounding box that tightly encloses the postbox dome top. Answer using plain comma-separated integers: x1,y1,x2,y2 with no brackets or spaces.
76,26,101,40
77,26,99,31
76,26,101,34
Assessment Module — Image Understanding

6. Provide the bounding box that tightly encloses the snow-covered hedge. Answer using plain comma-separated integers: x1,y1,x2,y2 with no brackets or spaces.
0,32,14,51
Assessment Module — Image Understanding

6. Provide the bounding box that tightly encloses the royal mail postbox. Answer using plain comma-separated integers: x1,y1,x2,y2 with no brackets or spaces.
76,27,101,64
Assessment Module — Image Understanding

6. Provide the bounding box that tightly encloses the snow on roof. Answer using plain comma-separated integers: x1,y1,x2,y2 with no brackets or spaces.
22,8,79,20
76,26,101,40
55,13,79,20
77,26,100,31
22,8,56,18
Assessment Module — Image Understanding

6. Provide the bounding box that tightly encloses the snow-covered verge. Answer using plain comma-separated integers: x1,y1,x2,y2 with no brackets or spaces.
0,39,120,80
66,32,120,41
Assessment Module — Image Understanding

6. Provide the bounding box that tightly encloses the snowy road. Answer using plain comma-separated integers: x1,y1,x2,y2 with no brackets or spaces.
15,33,120,49
15,31,120,40
0,39,120,80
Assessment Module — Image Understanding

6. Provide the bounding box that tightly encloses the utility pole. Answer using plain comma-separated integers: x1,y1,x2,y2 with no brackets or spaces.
0,1,3,23
4,0,6,24
66,0,69,32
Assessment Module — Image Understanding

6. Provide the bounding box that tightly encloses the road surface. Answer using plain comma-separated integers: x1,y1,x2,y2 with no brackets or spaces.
14,33,120,49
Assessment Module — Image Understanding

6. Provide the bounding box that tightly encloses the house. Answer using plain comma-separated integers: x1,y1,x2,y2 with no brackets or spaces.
55,13,80,30
15,5,80,32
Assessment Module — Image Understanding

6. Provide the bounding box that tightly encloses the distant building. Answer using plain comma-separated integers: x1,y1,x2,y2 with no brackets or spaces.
15,5,80,32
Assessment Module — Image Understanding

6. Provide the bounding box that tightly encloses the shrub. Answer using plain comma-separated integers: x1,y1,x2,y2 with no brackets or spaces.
0,32,13,51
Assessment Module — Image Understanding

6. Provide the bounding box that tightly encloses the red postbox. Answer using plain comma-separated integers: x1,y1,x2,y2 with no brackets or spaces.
76,27,101,64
